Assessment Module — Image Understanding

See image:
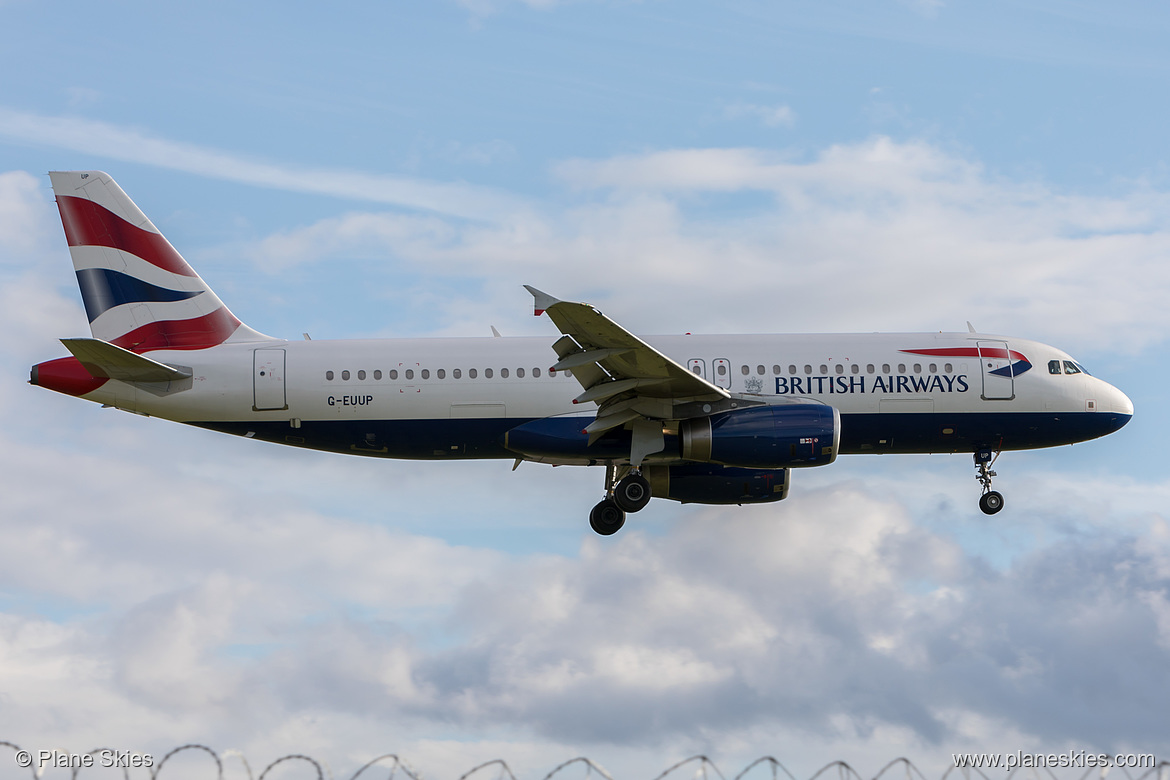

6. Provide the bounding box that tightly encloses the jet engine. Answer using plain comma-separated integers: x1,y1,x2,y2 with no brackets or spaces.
679,404,839,469
643,463,790,504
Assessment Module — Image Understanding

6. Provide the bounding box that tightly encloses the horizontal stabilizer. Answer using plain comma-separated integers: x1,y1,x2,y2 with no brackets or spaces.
61,338,192,382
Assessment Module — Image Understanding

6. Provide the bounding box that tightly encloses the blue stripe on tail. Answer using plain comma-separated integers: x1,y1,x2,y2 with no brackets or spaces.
75,268,203,323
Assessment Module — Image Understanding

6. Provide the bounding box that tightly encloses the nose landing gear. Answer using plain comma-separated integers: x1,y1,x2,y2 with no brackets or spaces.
975,448,1004,515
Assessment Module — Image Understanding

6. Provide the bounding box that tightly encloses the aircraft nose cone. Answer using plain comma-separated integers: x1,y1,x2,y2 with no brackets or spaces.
1098,382,1133,434
1115,387,1134,418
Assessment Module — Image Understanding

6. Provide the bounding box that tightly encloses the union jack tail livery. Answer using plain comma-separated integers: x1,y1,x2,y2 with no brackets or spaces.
49,171,270,351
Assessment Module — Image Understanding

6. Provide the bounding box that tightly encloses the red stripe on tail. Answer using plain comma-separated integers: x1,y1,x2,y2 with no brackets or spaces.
56,195,197,277
111,307,241,353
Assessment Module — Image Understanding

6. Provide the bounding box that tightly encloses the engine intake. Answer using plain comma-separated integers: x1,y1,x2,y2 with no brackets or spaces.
680,404,839,468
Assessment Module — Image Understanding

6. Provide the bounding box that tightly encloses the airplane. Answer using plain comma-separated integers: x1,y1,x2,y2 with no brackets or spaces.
29,171,1134,535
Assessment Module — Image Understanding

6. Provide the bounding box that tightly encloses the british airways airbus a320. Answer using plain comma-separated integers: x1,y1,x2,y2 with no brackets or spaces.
30,171,1133,534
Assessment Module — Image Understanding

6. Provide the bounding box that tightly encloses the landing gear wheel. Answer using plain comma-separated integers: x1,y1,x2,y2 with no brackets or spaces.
979,490,1004,515
613,473,652,513
589,499,626,536
973,447,1004,516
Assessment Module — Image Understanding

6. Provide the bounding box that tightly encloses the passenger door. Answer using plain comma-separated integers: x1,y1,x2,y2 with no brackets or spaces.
977,340,1014,400
253,348,287,411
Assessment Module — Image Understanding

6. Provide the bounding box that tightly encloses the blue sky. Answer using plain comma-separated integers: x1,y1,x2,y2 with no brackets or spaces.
1,1,1168,777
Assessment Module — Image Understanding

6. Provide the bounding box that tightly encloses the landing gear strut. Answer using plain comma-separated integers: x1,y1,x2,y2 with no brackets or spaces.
975,448,1004,515
589,464,654,535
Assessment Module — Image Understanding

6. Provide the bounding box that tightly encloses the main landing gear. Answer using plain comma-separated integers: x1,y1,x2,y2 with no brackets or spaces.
589,465,653,535
975,448,1004,515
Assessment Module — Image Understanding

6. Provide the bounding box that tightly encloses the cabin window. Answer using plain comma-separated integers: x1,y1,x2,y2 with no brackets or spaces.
422,369,431,379
804,365,812,375
501,368,509,378
789,364,797,375
485,368,494,378
741,365,750,376
326,370,334,381
929,363,937,373
533,367,541,377
357,370,366,380
405,369,414,380
437,369,446,379
945,363,953,373
882,364,891,374
717,364,727,376
897,364,906,374
549,368,556,376
852,364,860,374
565,369,573,377
342,370,351,381
835,364,844,375
374,370,382,380
692,365,701,374
389,369,399,380
517,368,525,378
773,365,781,375
469,368,478,378
913,364,922,373
1063,361,1082,375
453,368,461,379
866,364,875,374
820,364,828,375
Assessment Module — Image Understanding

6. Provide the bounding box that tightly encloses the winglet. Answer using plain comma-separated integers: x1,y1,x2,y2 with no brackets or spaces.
524,285,560,317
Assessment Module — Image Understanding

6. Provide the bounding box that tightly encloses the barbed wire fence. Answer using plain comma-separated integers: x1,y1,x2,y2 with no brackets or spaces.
0,744,1166,780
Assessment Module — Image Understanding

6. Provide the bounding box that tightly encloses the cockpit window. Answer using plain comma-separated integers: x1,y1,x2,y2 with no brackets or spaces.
1063,360,1081,375
1048,360,1062,375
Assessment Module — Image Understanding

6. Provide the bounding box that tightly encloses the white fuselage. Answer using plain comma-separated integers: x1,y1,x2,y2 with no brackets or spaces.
70,330,1133,461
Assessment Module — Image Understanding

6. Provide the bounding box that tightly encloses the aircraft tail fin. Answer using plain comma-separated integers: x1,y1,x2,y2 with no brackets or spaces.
48,171,272,352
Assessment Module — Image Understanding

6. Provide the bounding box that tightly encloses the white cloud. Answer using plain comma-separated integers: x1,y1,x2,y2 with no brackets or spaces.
231,138,1170,354
724,103,797,128
0,170,57,260
0,108,528,222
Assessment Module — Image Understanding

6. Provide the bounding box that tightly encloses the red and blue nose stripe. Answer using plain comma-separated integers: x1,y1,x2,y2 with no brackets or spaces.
900,347,1032,377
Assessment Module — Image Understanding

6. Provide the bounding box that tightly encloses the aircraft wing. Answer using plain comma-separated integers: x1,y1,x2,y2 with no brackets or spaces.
525,286,729,444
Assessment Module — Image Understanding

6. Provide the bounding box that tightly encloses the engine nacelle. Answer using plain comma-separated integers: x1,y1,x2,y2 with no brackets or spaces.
644,463,790,504
679,404,839,469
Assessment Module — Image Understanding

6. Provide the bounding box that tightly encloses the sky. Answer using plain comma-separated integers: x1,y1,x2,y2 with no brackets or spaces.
0,1,1168,778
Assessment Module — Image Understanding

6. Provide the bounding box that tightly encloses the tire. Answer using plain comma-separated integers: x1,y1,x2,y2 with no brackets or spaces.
979,490,1004,515
589,499,626,535
613,474,652,513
